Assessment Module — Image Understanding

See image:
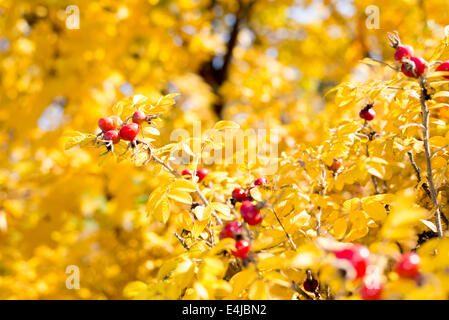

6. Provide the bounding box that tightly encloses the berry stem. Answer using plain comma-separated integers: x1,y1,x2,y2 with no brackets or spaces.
418,76,444,238
365,137,380,194
291,281,314,300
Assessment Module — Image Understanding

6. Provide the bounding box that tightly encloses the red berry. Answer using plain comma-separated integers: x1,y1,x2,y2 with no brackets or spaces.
254,177,267,186
361,275,383,300
219,221,243,240
98,117,116,132
119,123,140,141
303,279,318,292
334,245,370,279
436,61,449,79
394,252,420,279
196,168,208,182
104,130,120,144
181,169,193,178
329,158,342,172
394,44,414,61
232,188,248,202
240,201,263,225
359,106,376,121
132,110,147,124
401,56,427,78
232,239,250,259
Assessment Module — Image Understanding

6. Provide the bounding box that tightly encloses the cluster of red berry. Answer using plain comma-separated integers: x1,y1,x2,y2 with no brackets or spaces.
358,40,449,127
96,110,160,152
98,114,139,144
393,44,427,78
390,40,449,79
181,168,209,182
332,244,421,300
218,177,268,260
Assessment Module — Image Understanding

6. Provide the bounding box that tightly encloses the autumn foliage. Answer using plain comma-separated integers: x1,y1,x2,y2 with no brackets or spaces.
3,0,449,300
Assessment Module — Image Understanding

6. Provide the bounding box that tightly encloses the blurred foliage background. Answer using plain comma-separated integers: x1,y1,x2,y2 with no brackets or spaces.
2,0,449,299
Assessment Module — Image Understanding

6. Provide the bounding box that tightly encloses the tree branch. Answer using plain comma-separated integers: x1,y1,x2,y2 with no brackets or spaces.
199,0,256,118
418,77,444,238
174,232,190,250
271,207,297,250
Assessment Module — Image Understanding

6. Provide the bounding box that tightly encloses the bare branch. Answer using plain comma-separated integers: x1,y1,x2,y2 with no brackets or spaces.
174,232,190,250
418,77,444,237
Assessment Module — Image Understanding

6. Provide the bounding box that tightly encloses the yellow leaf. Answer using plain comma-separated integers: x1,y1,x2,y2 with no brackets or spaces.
157,93,179,107
112,99,134,117
433,91,449,99
194,205,211,221
366,158,386,179
63,131,95,150
420,219,438,232
258,253,287,271
133,94,147,105
167,189,192,205
330,218,347,239
144,126,160,136
213,120,240,130
191,219,210,238
123,281,148,299
345,226,369,242
248,280,268,300
380,189,427,240
249,187,262,201
230,268,258,296
343,198,361,211
161,197,171,223
432,156,447,170
362,200,387,221
429,136,448,148
210,202,231,218
171,179,197,193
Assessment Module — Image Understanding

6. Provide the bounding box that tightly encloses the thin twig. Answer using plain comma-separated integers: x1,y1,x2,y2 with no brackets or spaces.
432,144,449,158
150,152,181,177
364,58,400,71
207,221,215,246
272,207,297,250
407,151,432,198
418,77,444,238
372,176,380,194
366,133,380,194
291,281,313,300
174,232,190,250
408,151,448,226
